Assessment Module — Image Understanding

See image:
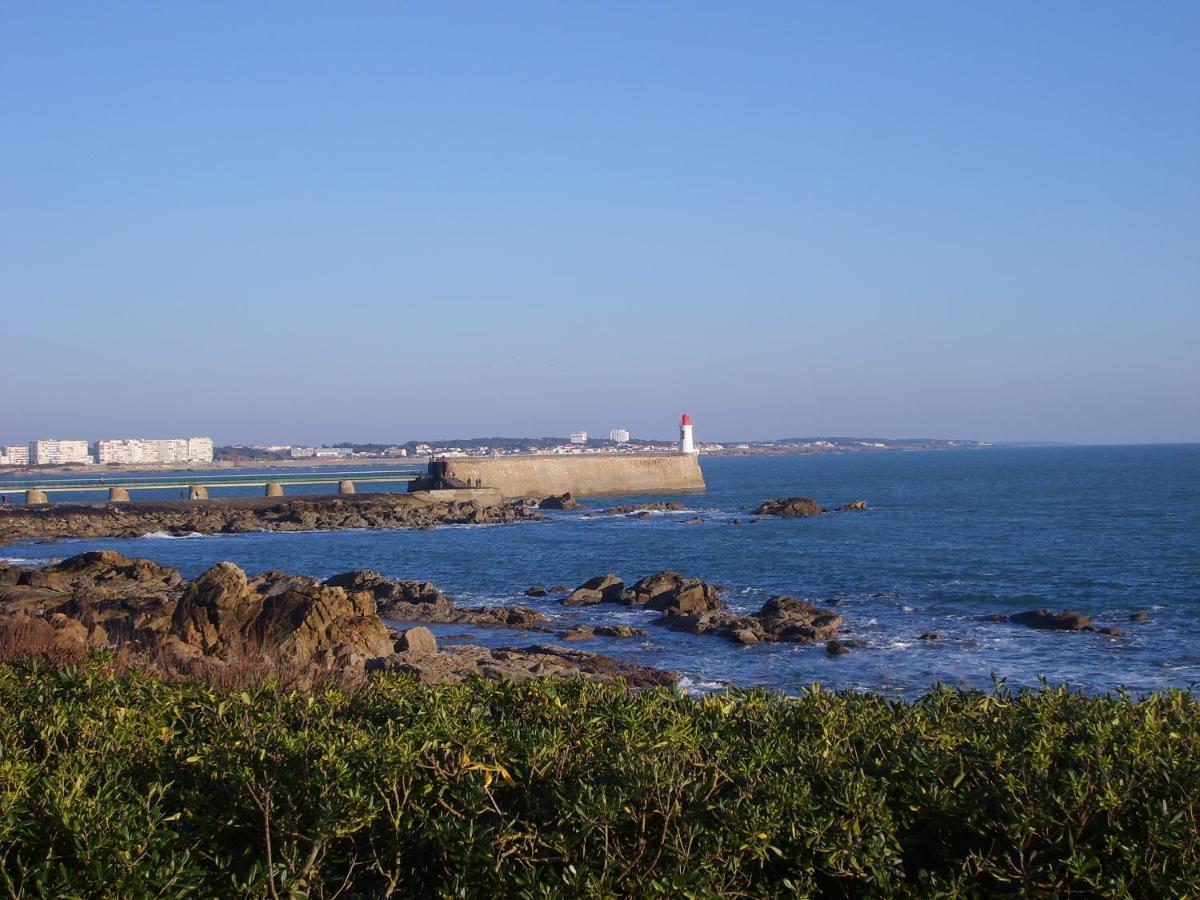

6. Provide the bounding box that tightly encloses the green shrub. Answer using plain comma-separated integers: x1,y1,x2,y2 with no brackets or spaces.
0,657,1196,897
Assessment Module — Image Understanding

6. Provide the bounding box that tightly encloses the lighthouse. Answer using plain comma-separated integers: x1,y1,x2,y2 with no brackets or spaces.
678,412,698,454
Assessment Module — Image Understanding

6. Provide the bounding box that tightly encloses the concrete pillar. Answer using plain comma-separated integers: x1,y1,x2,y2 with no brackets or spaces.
338,480,356,495
108,487,130,502
25,489,48,504
188,485,208,500
265,482,284,497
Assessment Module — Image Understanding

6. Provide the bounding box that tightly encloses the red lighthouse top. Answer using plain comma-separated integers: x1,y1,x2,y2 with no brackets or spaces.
680,412,692,426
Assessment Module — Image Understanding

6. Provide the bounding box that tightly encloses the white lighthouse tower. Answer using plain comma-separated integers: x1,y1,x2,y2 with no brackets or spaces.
678,412,698,454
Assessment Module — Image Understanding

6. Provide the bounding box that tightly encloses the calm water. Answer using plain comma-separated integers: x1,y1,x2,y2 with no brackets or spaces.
4,446,1198,697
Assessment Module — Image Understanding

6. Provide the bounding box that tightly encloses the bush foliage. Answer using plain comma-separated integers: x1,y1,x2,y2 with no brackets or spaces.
0,657,1197,897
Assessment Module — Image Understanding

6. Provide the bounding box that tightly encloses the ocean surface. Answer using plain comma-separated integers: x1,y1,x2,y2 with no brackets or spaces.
3,446,1198,698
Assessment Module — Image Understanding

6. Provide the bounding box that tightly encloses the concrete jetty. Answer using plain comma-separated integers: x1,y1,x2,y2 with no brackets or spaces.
410,454,705,499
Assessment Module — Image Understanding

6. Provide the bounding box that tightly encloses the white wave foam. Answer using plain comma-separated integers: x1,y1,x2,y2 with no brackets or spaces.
1,557,54,567
676,676,727,695
142,530,208,539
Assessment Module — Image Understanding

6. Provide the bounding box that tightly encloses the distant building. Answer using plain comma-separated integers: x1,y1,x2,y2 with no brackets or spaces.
30,439,92,465
96,437,213,465
0,444,30,466
569,431,588,444
290,446,352,459
609,428,630,444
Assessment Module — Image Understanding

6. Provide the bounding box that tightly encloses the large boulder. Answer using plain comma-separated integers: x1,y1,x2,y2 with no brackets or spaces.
171,562,395,667
170,562,250,653
326,570,455,619
561,588,605,607
655,595,842,645
634,573,723,615
395,626,437,655
753,596,843,642
562,573,625,605
754,498,824,518
539,493,578,510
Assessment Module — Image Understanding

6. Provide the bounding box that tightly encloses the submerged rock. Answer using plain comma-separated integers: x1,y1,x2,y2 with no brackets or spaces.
599,501,686,515
1009,609,1096,631
838,500,868,512
561,624,646,641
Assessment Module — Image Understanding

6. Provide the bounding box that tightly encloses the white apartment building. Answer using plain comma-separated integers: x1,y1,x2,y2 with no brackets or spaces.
96,437,214,465
569,431,588,444
0,444,31,466
290,446,352,459
609,428,630,443
30,439,93,465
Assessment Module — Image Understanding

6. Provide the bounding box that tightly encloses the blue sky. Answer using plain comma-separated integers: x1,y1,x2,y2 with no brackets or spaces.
2,2,1197,444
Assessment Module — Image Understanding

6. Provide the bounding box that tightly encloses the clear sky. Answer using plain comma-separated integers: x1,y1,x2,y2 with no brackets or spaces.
2,2,1197,445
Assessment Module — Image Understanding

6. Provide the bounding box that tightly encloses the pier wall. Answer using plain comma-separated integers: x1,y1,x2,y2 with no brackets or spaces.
424,454,705,499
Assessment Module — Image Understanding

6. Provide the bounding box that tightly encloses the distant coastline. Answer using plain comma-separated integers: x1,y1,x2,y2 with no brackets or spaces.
0,436,995,477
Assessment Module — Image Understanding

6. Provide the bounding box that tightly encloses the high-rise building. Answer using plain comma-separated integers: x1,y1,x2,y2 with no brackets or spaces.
609,428,630,444
0,444,30,466
29,439,92,465
96,437,214,465
569,431,588,444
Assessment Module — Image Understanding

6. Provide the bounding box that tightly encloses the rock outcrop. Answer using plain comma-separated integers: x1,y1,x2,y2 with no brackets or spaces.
592,501,687,516
1,553,676,689
1005,609,1125,637
1008,610,1095,631
539,493,579,510
657,595,843,646
626,572,723,613
561,624,646,641
370,643,674,688
0,494,541,545
754,498,824,518
324,570,548,629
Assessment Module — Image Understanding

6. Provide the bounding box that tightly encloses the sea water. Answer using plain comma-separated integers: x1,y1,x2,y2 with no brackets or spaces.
3,445,1197,697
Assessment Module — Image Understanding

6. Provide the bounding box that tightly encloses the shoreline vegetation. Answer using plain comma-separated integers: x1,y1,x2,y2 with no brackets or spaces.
0,656,1195,895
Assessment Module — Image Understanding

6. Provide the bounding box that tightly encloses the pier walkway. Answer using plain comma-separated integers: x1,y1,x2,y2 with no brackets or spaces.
1,469,421,504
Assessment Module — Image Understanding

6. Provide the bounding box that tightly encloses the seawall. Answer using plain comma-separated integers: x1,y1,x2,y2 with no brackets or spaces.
420,454,706,499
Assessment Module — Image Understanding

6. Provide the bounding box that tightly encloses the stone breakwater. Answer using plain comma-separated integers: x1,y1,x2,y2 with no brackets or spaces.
415,453,706,498
0,493,541,545
0,551,674,689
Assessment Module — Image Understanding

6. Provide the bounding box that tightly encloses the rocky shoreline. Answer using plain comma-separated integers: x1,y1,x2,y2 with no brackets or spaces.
0,493,541,544
0,551,673,688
